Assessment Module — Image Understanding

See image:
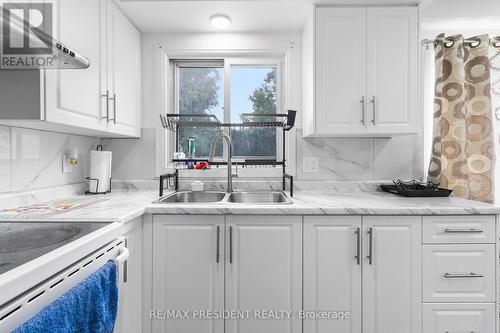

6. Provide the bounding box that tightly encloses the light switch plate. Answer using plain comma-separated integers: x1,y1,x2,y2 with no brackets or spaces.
302,156,319,173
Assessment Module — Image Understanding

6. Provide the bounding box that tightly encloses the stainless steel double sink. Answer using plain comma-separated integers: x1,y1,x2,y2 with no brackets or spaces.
155,191,293,204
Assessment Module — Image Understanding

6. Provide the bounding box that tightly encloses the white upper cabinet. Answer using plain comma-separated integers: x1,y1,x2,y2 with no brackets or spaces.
106,0,141,137
0,0,141,138
315,8,367,135
303,6,418,137
45,0,107,133
366,7,418,135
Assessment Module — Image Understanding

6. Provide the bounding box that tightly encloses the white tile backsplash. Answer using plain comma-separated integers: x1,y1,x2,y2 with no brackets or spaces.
297,135,373,180
296,129,422,181
0,126,11,192
0,125,423,194
373,134,422,181
0,126,99,193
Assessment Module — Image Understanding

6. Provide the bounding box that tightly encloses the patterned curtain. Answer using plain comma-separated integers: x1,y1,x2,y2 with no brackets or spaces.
428,34,495,203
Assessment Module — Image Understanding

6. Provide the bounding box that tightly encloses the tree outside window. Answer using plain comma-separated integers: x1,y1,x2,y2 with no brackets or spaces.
176,61,278,160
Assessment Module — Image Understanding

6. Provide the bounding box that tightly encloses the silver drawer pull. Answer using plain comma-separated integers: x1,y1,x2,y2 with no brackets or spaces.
444,272,484,278
445,331,474,333
443,228,483,233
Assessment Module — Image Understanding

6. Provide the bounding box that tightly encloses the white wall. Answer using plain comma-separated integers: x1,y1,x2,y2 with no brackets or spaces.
104,29,423,182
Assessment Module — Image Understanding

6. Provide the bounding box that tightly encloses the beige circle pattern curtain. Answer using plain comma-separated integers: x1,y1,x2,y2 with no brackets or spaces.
428,34,495,203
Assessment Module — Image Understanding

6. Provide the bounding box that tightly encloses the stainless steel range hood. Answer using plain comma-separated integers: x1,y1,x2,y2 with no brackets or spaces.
1,6,90,70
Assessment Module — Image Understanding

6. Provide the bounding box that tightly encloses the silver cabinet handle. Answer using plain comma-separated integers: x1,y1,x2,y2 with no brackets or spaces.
367,227,373,265
444,228,484,233
355,228,361,265
101,90,109,122
360,96,365,125
229,226,233,264
445,331,475,333
123,238,128,283
370,96,376,125
216,225,220,264
444,272,484,278
109,93,117,124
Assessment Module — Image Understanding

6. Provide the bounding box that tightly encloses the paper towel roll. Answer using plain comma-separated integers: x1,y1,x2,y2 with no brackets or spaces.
89,150,112,193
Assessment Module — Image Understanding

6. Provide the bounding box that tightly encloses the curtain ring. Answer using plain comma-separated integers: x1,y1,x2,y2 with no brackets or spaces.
444,40,454,48
444,35,462,48
468,38,481,48
493,36,500,48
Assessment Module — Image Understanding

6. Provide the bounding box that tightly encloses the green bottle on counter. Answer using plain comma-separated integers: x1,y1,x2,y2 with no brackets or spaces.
188,137,196,169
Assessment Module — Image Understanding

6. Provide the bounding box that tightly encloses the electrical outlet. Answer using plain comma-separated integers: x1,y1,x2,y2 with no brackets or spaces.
302,156,319,173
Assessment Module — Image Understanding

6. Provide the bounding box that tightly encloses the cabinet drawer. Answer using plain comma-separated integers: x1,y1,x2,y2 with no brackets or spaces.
422,216,495,243
423,303,495,333
423,244,495,302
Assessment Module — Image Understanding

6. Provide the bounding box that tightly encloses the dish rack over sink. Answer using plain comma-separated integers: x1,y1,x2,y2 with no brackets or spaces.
158,110,297,197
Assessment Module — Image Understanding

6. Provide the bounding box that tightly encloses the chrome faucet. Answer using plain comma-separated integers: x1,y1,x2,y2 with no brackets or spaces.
209,131,234,193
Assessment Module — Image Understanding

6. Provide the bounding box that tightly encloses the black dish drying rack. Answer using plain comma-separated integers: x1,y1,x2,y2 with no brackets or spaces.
380,179,452,197
159,110,297,197
159,111,296,132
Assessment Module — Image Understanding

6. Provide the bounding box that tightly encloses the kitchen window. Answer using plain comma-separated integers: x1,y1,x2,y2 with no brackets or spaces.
169,58,283,164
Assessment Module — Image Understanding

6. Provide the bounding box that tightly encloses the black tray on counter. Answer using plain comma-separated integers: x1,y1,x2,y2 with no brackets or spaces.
380,183,452,197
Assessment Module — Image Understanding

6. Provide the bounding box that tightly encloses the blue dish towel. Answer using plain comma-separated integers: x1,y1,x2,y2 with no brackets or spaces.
13,260,119,333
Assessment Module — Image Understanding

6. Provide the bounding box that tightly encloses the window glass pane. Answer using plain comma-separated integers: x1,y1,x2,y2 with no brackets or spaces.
230,67,277,159
178,66,223,157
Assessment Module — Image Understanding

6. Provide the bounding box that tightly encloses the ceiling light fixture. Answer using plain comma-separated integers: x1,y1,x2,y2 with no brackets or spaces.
210,14,232,29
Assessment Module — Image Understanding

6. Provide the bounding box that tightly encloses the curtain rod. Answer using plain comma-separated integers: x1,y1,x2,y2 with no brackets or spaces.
421,37,500,48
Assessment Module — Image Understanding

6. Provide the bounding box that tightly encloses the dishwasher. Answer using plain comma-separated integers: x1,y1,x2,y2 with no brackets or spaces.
0,221,128,332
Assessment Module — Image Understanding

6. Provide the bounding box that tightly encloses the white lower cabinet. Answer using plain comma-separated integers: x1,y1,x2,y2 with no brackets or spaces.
151,215,301,333
421,215,497,333
423,303,496,333
303,216,362,333
362,216,422,333
115,217,143,333
149,214,497,333
303,216,421,333
225,216,302,333
152,215,224,333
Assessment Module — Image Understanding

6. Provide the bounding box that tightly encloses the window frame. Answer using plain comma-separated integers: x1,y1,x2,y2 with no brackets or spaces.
167,56,284,168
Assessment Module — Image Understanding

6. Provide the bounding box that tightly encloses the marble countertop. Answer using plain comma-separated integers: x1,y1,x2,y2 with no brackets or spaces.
0,189,499,223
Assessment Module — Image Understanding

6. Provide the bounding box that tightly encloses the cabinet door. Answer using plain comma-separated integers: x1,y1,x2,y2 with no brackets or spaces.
362,216,421,333
225,216,302,333
366,7,418,134
115,218,143,333
44,0,107,132
152,215,224,333
303,216,361,333
106,0,141,137
315,7,367,135
423,303,495,333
